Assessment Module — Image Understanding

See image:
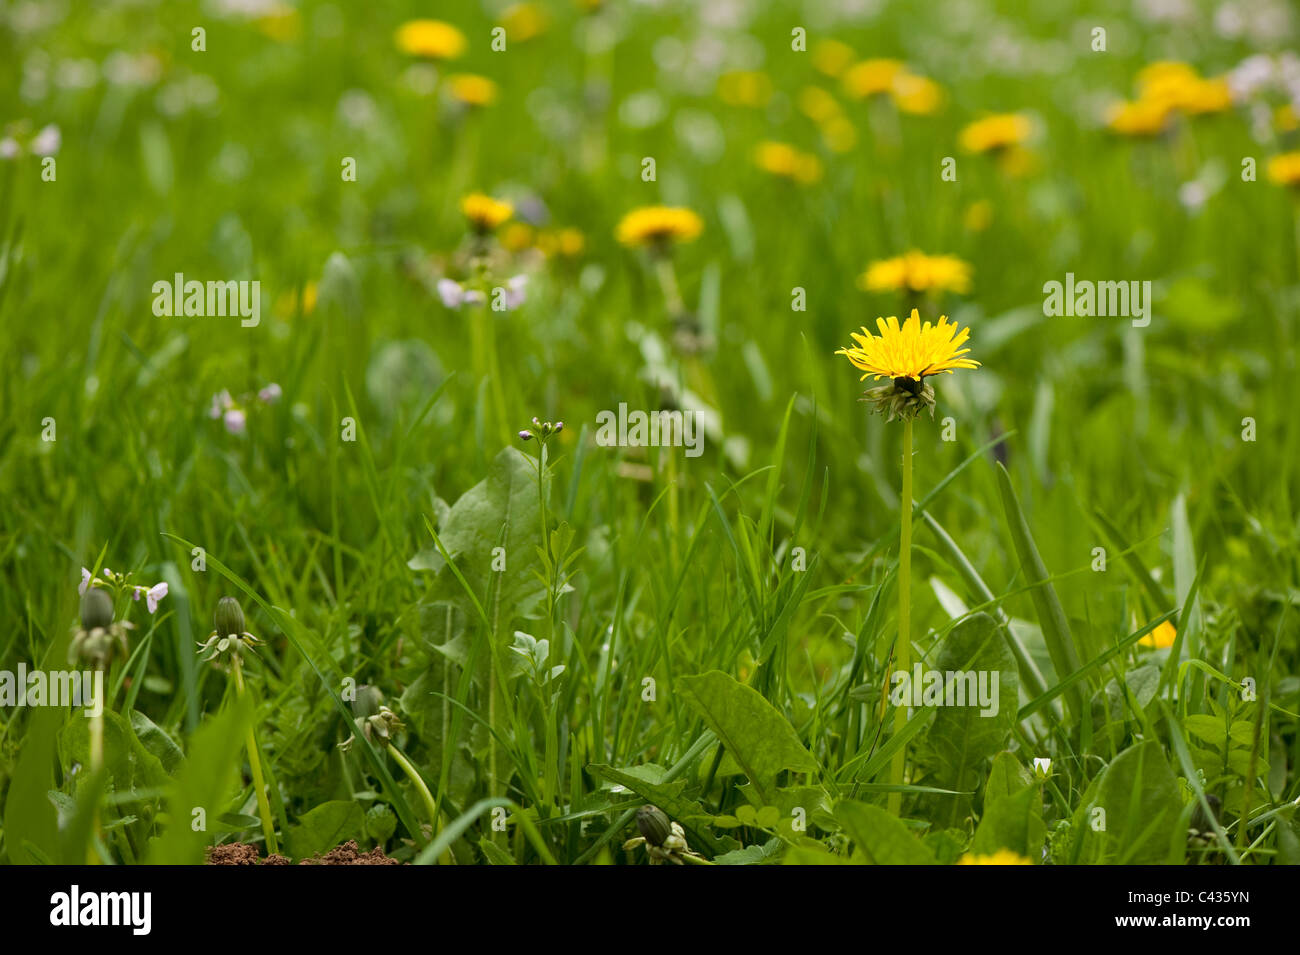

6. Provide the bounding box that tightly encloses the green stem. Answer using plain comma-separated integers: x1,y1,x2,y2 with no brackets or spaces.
654,253,684,318
887,417,914,816
389,744,437,827
86,708,104,864
232,655,279,855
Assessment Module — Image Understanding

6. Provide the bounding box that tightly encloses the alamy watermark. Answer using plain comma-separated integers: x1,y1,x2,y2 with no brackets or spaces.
595,402,703,458
889,663,1000,717
0,664,103,716
151,273,260,327
1042,273,1151,327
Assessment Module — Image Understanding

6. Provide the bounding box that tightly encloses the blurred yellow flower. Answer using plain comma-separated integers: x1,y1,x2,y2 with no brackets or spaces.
1267,152,1300,187
275,281,318,318
1139,620,1177,649
615,206,703,247
447,73,498,107
461,193,514,231
1277,104,1298,133
963,199,993,233
891,73,943,115
501,222,535,252
753,141,823,184
395,19,466,59
859,251,973,295
1130,62,1232,117
799,86,842,124
959,113,1032,153
812,40,856,78
836,308,979,382
718,71,773,108
821,116,858,152
256,4,301,42
958,849,1032,865
499,3,549,42
539,227,586,258
842,59,904,99
1107,98,1173,137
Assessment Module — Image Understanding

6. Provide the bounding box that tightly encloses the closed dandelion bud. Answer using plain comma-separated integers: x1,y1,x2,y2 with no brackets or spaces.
636,805,672,847
80,587,114,630
214,596,246,637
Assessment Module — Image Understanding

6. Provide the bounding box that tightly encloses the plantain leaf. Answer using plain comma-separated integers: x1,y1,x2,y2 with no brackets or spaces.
678,670,818,802
1070,740,1184,864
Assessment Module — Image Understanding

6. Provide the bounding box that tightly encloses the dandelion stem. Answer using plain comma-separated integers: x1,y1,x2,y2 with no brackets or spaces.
887,416,914,816
231,654,279,855
654,254,685,319
388,744,438,831
86,708,104,864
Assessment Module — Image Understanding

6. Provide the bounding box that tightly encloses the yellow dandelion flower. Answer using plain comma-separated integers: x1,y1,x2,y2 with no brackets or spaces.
498,3,549,43
615,206,703,247
1139,620,1177,649
960,113,1032,153
821,116,857,153
842,58,905,99
859,250,973,295
447,73,498,107
1136,60,1200,93
1107,98,1173,137
501,222,535,252
799,86,843,124
1267,152,1300,187
958,849,1033,865
891,72,943,115
753,141,823,185
461,193,513,231
717,70,773,108
554,227,585,257
836,308,980,383
812,40,856,78
1181,76,1233,115
395,19,466,59
275,281,318,318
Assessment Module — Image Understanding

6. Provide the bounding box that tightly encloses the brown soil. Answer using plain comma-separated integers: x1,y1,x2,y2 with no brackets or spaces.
205,840,401,865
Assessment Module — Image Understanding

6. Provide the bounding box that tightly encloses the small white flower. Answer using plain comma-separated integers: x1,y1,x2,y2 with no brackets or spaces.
223,408,247,435
258,382,282,403
209,389,233,419
144,582,168,614
79,567,92,595
437,278,465,308
0,137,19,160
30,124,60,156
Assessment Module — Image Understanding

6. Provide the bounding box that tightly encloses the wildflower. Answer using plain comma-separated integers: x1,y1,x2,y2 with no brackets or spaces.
842,59,905,99
1267,151,1300,187
394,19,465,59
839,310,980,383
753,141,823,184
197,595,262,662
812,40,856,78
132,581,169,614
615,206,703,248
1107,98,1173,137
1139,620,1177,649
447,73,497,108
259,383,282,403
798,86,842,124
502,222,535,252
717,70,772,108
79,567,93,595
224,408,247,436
891,73,943,115
622,805,706,865
437,278,487,309
859,251,973,296
539,227,585,258
520,417,563,443
958,849,1033,865
498,3,548,42
461,192,513,232
959,113,1033,153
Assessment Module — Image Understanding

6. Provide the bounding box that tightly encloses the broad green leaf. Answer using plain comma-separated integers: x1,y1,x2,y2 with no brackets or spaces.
149,697,252,865
834,801,937,865
678,670,818,802
1070,740,1184,864
286,800,365,860
922,613,1019,824
971,782,1044,860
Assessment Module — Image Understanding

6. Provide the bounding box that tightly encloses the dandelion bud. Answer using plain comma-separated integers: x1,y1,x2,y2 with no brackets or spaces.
214,596,246,638
352,684,385,720
635,805,672,847
80,587,114,631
